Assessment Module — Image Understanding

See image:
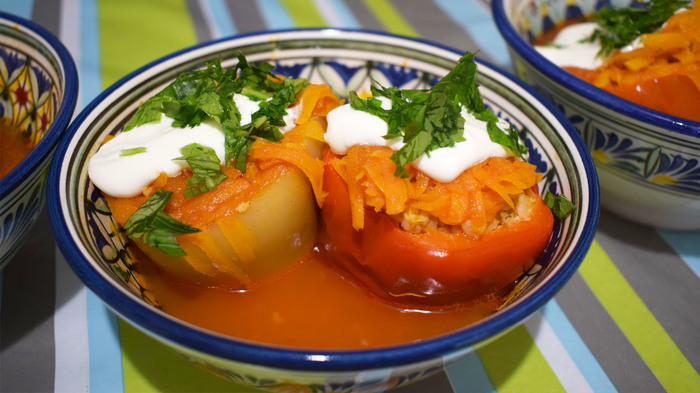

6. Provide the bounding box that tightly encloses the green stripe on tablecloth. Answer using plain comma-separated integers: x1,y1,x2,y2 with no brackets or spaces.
477,325,565,392
279,0,326,27
360,0,418,37
579,241,700,392
119,321,260,392
98,0,197,88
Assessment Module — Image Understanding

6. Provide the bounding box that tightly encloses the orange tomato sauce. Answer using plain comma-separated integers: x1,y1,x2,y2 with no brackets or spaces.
135,246,503,349
0,119,34,179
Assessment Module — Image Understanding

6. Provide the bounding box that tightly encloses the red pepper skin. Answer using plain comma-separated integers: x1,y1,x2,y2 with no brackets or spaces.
566,68,700,122
318,160,555,309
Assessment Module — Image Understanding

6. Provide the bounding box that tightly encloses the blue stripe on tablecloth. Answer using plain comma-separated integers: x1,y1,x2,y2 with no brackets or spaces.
656,229,700,278
255,0,294,29
445,351,496,392
80,0,102,107
77,0,125,390
315,0,361,28
432,0,510,68
541,300,617,392
202,0,238,38
0,0,33,17
87,291,124,392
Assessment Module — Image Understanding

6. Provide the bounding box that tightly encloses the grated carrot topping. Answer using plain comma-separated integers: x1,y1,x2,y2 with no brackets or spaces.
332,145,543,235
249,137,326,206
590,5,700,92
295,83,343,126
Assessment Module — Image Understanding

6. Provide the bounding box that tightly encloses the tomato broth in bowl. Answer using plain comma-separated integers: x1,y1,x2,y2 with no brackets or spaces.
48,29,598,392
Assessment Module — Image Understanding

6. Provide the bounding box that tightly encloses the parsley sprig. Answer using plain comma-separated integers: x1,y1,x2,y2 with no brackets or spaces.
350,51,527,177
586,0,691,57
544,191,575,220
123,189,200,257
174,143,228,198
124,53,308,171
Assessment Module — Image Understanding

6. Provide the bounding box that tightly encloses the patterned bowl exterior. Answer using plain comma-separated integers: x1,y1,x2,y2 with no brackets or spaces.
493,0,700,230
0,12,78,270
47,29,598,391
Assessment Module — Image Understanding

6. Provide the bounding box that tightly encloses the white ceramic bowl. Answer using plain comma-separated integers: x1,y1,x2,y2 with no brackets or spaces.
493,0,700,230
0,11,78,269
47,29,598,392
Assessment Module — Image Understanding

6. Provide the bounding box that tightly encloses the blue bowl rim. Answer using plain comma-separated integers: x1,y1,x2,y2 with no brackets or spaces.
47,27,599,372
491,0,700,139
0,11,79,197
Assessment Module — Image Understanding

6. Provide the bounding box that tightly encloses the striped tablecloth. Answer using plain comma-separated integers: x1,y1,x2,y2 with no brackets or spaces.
1,1,698,392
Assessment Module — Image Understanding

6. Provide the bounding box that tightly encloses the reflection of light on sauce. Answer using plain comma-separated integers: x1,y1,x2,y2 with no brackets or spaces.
135,247,503,349
0,119,34,179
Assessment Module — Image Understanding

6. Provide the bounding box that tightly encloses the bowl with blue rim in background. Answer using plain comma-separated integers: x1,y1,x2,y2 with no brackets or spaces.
492,0,700,230
0,11,78,270
47,29,598,392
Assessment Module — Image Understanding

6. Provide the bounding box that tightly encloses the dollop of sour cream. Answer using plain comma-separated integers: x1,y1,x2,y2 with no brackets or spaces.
325,98,511,183
534,22,604,69
88,93,300,198
534,19,652,70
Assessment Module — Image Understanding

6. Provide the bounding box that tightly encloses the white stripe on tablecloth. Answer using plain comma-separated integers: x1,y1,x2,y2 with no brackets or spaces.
54,1,89,390
313,0,360,28
59,0,82,110
524,309,594,393
54,249,90,393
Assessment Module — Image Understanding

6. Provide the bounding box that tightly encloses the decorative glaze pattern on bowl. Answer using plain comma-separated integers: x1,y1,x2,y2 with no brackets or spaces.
47,29,598,392
0,11,78,270
493,0,700,230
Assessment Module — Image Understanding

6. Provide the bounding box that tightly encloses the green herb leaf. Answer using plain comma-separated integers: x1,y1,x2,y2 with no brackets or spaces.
544,191,575,220
349,51,525,177
174,143,228,198
227,76,306,170
120,147,147,156
123,189,200,256
587,0,691,57
390,130,433,178
485,120,528,158
122,53,308,173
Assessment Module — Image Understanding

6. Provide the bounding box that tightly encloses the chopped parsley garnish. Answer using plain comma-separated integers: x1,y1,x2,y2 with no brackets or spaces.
123,53,308,172
349,51,527,177
544,191,575,220
119,147,147,156
123,189,200,256
586,0,691,57
174,143,228,198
